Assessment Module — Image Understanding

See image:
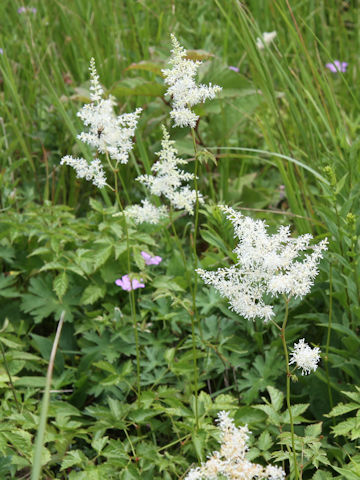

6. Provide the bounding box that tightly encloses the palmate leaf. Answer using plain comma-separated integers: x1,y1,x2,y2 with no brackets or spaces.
20,274,80,323
0,273,20,298
237,349,283,404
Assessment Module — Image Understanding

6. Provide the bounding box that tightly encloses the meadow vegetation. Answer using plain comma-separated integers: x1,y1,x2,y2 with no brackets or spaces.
0,1,359,478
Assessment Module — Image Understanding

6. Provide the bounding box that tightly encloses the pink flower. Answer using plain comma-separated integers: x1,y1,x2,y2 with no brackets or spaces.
325,60,348,73
228,66,239,73
141,251,162,266
115,275,145,291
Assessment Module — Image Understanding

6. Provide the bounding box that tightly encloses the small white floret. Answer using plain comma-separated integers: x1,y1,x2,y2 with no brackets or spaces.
256,31,277,50
289,338,321,375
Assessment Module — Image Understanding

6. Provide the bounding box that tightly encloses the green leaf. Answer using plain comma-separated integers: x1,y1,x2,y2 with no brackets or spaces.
258,431,273,451
192,429,207,462
327,402,359,417
14,376,47,387
80,284,105,305
267,386,284,412
21,275,79,322
60,450,87,470
53,271,69,299
305,422,323,438
0,274,20,298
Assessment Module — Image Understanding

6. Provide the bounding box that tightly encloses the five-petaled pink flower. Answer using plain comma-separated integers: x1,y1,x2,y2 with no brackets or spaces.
115,275,145,291
325,60,348,73
141,251,162,266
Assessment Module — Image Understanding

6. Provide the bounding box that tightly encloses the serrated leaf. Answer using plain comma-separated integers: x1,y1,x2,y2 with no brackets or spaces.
92,244,113,271
192,429,207,462
53,271,69,299
60,450,87,470
267,386,284,411
80,284,105,305
327,402,359,417
305,422,322,438
14,376,47,387
258,430,273,451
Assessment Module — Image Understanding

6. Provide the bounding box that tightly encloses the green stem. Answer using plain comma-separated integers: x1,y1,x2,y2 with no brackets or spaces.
280,297,299,480
112,164,141,408
31,311,65,480
107,152,141,406
325,263,334,412
190,127,200,430
0,340,20,412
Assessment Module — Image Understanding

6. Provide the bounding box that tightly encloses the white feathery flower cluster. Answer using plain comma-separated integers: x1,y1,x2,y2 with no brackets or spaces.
185,411,285,480
77,59,142,164
196,206,328,322
162,34,222,128
125,199,168,225
137,126,203,215
289,338,321,375
61,58,141,188
60,155,106,189
256,31,277,50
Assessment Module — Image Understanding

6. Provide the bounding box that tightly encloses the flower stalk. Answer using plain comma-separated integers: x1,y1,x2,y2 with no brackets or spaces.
280,297,299,480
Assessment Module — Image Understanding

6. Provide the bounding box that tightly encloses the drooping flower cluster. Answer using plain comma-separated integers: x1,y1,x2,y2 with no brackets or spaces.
256,31,277,50
197,206,328,322
136,125,203,215
289,338,321,375
185,411,285,480
162,34,222,128
61,58,141,188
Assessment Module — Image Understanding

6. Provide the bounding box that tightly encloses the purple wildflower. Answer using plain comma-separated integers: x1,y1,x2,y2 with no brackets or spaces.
0,48,3,55
228,66,239,73
141,251,162,266
115,275,145,291
325,60,348,73
17,6,36,14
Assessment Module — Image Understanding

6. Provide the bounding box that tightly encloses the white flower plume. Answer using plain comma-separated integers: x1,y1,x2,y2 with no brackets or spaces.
289,338,321,375
256,31,277,50
125,199,168,225
61,58,142,188
162,34,222,128
137,125,203,215
196,205,328,322
185,411,285,480
60,156,106,189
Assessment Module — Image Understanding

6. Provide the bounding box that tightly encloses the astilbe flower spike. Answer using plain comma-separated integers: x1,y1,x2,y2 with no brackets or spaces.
185,411,285,480
162,34,222,128
61,58,142,188
135,125,203,216
196,205,328,322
